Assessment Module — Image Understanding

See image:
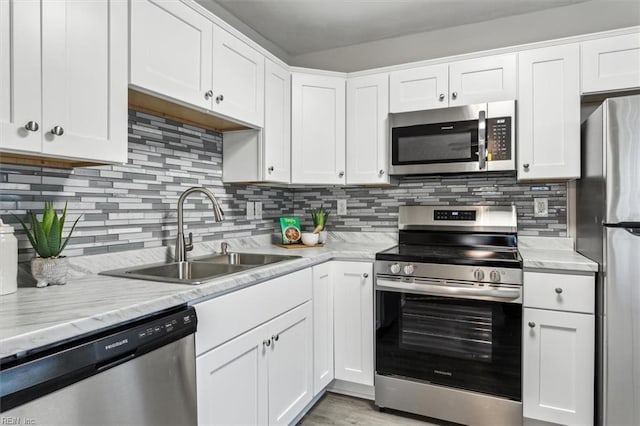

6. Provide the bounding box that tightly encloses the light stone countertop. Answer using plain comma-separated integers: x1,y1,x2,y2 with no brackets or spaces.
0,233,597,359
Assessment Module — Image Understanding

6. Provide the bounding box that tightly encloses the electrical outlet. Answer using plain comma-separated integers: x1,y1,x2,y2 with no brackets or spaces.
246,201,255,220
337,199,347,216
534,198,548,217
255,201,262,220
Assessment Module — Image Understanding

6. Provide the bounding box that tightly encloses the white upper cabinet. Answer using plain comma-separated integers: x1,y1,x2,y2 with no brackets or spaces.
212,25,265,127
1,0,127,164
389,54,516,113
347,73,390,185
130,0,213,110
582,32,640,94
263,59,291,182
518,44,580,181
449,54,517,106
389,64,448,113
291,72,346,184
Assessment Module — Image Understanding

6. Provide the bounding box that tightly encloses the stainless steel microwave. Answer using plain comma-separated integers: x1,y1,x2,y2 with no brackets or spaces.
389,100,516,176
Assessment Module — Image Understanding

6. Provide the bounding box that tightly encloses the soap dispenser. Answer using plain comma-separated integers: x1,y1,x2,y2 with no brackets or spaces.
0,218,18,295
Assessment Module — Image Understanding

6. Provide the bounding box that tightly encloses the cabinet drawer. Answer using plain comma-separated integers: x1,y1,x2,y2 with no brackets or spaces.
524,271,594,313
195,268,312,355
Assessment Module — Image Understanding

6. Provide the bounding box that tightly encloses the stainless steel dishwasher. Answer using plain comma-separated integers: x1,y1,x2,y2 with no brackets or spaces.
0,306,197,425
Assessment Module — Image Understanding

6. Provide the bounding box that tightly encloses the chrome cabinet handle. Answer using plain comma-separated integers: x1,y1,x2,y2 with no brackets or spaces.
478,110,486,170
268,166,274,173
378,169,385,176
50,126,64,136
451,91,458,99
338,171,344,178
528,322,536,328
272,334,279,342
216,94,224,104
24,121,39,132
555,287,563,294
363,273,369,278
263,339,271,347
439,93,445,101
205,90,213,100
523,163,530,170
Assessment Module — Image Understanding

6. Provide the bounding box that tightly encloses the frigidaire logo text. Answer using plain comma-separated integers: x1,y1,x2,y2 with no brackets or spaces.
105,338,128,351
434,370,452,376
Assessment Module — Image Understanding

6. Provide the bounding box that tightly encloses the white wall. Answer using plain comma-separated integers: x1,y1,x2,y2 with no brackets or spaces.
289,1,640,72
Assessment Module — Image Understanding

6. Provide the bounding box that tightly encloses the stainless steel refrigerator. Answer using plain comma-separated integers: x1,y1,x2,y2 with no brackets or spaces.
576,94,640,426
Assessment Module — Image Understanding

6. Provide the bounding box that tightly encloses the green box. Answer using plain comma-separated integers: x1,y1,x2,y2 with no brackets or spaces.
280,217,301,244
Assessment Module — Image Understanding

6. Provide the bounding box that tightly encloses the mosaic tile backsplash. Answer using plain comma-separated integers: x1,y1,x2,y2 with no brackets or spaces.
1,109,567,260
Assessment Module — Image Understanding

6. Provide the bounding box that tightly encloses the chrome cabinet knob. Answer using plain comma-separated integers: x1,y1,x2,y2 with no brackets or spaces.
451,92,458,99
263,339,271,347
50,126,64,136
205,90,213,100
216,94,224,104
24,121,39,132
362,272,369,279
523,163,530,170
555,287,563,294
403,264,414,275
389,263,401,274
439,93,445,101
338,171,344,178
473,269,485,281
268,166,274,173
528,322,536,328
490,270,501,283
271,334,279,342
378,169,385,176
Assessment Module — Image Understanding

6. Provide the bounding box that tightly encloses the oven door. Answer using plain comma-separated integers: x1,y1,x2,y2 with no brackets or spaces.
375,276,522,401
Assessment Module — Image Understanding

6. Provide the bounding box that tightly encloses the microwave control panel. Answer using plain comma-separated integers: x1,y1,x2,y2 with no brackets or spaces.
486,117,511,161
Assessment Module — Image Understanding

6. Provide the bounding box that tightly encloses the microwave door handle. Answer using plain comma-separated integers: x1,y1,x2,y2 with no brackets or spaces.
478,110,486,170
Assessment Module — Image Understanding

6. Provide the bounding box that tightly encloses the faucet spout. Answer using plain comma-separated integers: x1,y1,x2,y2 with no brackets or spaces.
175,187,225,262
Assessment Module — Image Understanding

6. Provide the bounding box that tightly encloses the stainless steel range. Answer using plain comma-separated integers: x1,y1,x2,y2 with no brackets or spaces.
374,205,523,426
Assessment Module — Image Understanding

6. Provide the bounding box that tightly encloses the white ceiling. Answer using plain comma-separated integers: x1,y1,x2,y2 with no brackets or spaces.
198,0,587,56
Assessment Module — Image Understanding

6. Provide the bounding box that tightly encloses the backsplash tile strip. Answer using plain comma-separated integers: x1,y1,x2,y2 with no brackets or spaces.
1,109,567,261
0,110,293,261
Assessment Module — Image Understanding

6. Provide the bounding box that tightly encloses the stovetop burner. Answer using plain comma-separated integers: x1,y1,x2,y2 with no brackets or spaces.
376,244,522,268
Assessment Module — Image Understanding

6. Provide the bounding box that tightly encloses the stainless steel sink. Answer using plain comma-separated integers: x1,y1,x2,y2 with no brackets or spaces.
193,252,299,266
101,252,300,285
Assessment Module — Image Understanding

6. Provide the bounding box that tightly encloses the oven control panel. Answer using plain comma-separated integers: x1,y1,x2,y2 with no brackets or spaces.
433,210,476,221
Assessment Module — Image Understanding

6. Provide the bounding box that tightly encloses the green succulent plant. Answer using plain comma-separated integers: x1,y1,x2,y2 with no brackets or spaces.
311,204,329,230
13,202,81,258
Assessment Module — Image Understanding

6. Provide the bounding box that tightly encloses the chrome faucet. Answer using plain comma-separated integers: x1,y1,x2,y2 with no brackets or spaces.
175,187,224,262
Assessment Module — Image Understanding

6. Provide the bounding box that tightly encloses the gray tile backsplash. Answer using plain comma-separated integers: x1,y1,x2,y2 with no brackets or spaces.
0,109,567,260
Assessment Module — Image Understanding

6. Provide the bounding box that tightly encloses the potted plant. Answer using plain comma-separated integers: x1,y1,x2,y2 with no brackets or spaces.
311,204,329,243
13,202,81,287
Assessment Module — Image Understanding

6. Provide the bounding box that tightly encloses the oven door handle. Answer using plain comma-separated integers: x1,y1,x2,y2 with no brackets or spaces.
376,279,521,301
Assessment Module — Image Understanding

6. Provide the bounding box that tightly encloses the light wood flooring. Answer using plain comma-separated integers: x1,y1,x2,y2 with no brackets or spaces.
298,393,443,426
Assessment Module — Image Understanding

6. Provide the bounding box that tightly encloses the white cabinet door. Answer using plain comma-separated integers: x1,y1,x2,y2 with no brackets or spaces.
267,302,313,426
312,262,334,395
196,323,269,426
333,261,374,386
41,0,127,163
264,59,291,183
130,0,213,110
212,25,265,127
449,53,517,106
0,0,42,154
346,73,390,185
523,308,594,426
389,64,448,112
291,72,346,184
582,33,640,93
518,44,580,181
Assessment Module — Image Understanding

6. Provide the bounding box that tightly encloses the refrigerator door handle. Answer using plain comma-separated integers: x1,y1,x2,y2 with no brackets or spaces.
624,227,640,236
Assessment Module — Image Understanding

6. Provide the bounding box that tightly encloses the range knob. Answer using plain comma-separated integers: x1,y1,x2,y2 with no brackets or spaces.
389,263,401,274
473,269,485,281
490,270,501,283
403,264,415,275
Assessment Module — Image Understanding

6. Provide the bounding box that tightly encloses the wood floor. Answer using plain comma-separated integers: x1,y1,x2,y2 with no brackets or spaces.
298,393,442,426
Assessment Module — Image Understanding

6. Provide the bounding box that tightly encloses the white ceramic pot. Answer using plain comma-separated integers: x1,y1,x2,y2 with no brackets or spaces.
31,257,69,287
318,230,328,244
301,232,319,246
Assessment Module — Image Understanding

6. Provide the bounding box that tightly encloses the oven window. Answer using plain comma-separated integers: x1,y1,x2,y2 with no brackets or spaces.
376,291,521,401
391,120,479,165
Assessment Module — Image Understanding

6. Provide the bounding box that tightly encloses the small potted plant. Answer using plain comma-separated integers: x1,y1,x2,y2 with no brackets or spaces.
311,204,329,243
13,202,80,287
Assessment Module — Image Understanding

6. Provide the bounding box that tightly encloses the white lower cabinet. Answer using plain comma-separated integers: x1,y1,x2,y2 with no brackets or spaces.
332,261,374,386
312,262,334,394
195,269,313,426
523,271,595,426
